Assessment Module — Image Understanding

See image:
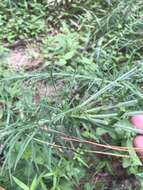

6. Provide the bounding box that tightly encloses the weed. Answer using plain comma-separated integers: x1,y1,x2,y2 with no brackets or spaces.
0,0,143,189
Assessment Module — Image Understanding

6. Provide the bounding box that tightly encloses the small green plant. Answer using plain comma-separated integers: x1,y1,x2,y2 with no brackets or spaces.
13,176,39,190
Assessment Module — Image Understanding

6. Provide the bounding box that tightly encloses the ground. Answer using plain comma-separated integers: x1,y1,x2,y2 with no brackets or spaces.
0,0,143,190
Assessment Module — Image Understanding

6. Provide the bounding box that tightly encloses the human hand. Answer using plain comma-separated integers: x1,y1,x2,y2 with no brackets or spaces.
131,115,143,157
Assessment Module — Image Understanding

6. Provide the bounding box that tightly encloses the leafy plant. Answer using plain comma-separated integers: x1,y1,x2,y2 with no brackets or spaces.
13,176,40,190
0,0,143,190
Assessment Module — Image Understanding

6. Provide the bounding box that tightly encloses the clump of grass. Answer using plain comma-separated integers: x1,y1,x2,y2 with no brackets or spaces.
1,0,143,189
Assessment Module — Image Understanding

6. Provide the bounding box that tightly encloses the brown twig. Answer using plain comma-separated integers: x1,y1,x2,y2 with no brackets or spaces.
33,137,129,158
40,126,143,153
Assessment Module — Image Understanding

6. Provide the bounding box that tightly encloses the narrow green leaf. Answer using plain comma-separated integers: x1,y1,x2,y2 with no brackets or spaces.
14,132,36,169
40,180,48,190
63,51,75,60
127,139,142,166
13,176,29,190
30,176,38,190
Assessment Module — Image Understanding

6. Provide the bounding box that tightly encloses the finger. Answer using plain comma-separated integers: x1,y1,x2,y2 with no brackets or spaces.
131,115,143,130
131,115,143,158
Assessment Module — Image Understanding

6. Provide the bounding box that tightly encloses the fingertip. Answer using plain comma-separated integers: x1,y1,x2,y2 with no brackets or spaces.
131,115,143,130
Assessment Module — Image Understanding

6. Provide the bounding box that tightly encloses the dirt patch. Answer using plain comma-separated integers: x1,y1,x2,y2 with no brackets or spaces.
7,43,43,71
32,81,62,103
0,187,6,190
76,172,140,190
5,41,63,101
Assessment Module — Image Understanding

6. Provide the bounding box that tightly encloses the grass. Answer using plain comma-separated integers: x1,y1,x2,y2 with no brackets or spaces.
1,0,143,189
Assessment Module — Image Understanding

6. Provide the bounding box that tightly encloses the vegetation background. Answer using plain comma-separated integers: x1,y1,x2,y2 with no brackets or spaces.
1,0,143,189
